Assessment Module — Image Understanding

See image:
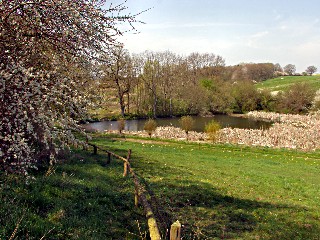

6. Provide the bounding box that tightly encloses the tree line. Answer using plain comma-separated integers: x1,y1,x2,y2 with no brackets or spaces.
99,46,318,118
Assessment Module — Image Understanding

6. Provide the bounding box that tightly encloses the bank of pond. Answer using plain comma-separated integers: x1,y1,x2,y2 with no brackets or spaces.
84,111,320,151
84,114,272,132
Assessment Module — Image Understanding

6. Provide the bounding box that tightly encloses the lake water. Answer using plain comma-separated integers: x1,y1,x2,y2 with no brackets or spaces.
84,115,272,132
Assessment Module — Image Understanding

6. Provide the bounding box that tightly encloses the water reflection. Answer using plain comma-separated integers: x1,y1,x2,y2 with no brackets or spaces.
84,115,272,133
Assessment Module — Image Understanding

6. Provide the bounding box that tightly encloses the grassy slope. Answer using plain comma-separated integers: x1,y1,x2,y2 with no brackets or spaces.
0,150,148,239
93,136,320,239
2,136,320,239
255,75,320,92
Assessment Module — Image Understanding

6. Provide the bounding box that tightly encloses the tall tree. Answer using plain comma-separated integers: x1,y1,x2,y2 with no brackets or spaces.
104,46,135,117
0,0,137,174
142,57,162,118
283,64,296,76
305,66,317,76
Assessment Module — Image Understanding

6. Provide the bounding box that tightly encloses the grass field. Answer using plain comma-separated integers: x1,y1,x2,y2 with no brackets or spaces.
95,136,320,239
2,135,320,239
255,75,320,92
0,149,148,239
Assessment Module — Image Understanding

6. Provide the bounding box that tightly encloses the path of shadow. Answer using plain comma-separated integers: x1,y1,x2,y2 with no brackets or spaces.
143,177,320,239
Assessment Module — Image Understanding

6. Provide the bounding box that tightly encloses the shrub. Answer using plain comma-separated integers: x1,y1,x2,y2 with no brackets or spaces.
205,120,221,142
312,100,320,111
117,119,125,134
180,116,194,140
257,89,276,112
231,81,260,113
144,119,157,137
276,83,316,114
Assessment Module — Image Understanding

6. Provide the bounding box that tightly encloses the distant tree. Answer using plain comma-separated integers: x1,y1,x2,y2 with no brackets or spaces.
283,64,296,76
274,63,284,76
274,63,283,72
103,46,135,117
232,81,260,113
305,66,317,76
142,58,162,118
207,80,235,114
245,63,275,81
257,89,276,112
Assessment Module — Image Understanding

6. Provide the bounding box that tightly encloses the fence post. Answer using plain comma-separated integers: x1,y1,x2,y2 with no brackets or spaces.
123,149,132,177
107,152,111,164
93,145,97,155
170,220,181,240
123,162,128,177
134,187,139,207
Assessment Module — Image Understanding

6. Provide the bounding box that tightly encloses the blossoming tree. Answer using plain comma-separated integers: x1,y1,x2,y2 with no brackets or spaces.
0,0,138,174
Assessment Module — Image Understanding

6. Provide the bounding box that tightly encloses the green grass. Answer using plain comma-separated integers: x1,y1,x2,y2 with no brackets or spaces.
2,135,320,239
93,135,320,239
256,75,320,92
0,150,148,239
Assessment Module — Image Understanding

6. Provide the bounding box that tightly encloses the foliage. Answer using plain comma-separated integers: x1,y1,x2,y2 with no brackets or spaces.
101,46,137,117
274,63,283,72
276,82,316,114
232,81,260,113
306,66,318,76
180,116,194,137
283,64,296,75
0,0,137,174
143,119,157,137
257,89,277,112
311,99,320,111
245,63,275,81
0,149,147,239
206,80,235,114
204,120,221,142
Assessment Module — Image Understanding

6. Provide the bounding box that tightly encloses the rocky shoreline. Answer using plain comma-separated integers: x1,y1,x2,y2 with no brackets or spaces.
104,111,320,151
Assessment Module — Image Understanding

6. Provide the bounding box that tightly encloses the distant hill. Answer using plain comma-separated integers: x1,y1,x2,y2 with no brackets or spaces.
255,75,320,92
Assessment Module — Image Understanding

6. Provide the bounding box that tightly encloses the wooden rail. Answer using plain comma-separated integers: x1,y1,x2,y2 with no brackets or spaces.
87,143,170,240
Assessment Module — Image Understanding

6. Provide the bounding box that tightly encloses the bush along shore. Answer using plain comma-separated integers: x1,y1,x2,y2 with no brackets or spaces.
105,111,320,151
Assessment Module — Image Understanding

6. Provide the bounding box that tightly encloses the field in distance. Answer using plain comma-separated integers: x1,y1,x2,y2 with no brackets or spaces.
255,75,320,92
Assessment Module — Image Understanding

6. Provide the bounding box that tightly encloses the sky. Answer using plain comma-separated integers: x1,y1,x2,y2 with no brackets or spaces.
113,0,320,73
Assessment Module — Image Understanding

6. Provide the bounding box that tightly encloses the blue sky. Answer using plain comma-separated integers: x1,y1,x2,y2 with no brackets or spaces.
114,0,320,72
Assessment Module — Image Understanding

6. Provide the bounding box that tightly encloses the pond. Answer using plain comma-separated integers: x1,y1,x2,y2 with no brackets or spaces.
84,115,272,133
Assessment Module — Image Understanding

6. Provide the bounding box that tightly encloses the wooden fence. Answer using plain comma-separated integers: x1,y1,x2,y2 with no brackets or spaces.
87,143,181,240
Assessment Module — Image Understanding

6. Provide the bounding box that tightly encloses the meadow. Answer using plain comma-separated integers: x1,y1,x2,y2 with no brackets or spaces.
255,75,320,92
2,134,320,239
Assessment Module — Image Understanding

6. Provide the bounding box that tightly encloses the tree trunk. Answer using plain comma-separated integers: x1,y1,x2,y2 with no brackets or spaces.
119,95,125,117
127,92,130,114
153,94,157,118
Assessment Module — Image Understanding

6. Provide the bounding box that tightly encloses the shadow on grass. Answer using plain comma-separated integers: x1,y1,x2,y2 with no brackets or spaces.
142,177,320,239
0,149,148,239
132,160,320,240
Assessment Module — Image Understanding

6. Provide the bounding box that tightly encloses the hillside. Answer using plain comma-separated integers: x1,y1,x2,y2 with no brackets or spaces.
3,135,320,239
255,75,320,92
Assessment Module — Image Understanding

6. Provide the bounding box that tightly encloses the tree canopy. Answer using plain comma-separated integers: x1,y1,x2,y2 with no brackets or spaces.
0,0,137,174
305,66,317,76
